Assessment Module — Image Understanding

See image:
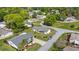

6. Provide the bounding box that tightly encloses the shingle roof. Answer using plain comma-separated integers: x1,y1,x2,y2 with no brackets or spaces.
0,27,12,35
32,26,49,32
8,33,33,47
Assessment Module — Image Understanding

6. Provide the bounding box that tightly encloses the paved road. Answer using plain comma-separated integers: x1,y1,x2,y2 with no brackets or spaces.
38,31,63,51
38,24,79,51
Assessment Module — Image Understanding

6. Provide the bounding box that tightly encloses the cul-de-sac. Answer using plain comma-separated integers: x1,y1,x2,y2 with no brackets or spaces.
1,7,79,51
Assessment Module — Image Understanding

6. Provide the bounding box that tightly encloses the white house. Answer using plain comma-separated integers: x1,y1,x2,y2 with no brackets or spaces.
32,26,51,34
69,33,79,45
36,15,46,19
24,20,33,27
64,16,77,22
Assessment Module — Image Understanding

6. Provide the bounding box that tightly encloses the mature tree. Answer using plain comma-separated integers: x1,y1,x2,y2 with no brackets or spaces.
19,9,29,19
4,14,25,33
44,14,58,26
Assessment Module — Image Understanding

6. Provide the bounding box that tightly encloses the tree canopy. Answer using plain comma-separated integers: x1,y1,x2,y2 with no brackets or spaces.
44,14,59,26
4,14,25,33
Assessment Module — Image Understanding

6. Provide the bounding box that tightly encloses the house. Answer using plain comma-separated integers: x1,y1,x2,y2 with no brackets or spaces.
32,26,51,34
69,33,79,45
0,28,13,39
0,22,6,28
0,21,13,39
7,32,34,49
29,10,40,16
36,15,46,19
29,11,33,16
24,20,33,27
63,46,79,51
64,16,77,22
0,27,13,39
33,10,40,13
51,10,60,14
55,10,60,14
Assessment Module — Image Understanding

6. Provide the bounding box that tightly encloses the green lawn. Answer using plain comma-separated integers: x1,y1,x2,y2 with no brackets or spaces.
33,21,41,26
49,43,62,51
27,43,41,51
0,40,16,51
24,28,56,41
53,21,79,31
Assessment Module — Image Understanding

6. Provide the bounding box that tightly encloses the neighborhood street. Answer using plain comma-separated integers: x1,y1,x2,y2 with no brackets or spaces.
38,24,79,51
38,31,63,51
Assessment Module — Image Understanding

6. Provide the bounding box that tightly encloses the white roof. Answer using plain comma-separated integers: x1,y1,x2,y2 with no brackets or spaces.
65,16,76,22
0,22,6,28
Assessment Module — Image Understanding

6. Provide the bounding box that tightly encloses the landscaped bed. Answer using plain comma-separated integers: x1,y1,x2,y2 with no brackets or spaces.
27,43,41,51
53,21,79,31
49,33,70,51
24,28,56,41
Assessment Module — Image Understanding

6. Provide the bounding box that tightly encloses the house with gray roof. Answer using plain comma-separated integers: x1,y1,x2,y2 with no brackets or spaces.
36,15,46,20
32,26,51,34
7,32,34,49
0,27,13,39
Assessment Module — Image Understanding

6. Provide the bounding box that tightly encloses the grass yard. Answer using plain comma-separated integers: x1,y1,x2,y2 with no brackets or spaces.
49,43,62,51
27,43,41,51
0,40,16,51
53,21,79,31
49,33,70,51
58,33,71,40
33,21,41,26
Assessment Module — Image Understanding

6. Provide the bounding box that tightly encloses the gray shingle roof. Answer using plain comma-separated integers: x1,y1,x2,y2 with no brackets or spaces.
0,27,12,35
32,26,49,33
8,33,33,47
